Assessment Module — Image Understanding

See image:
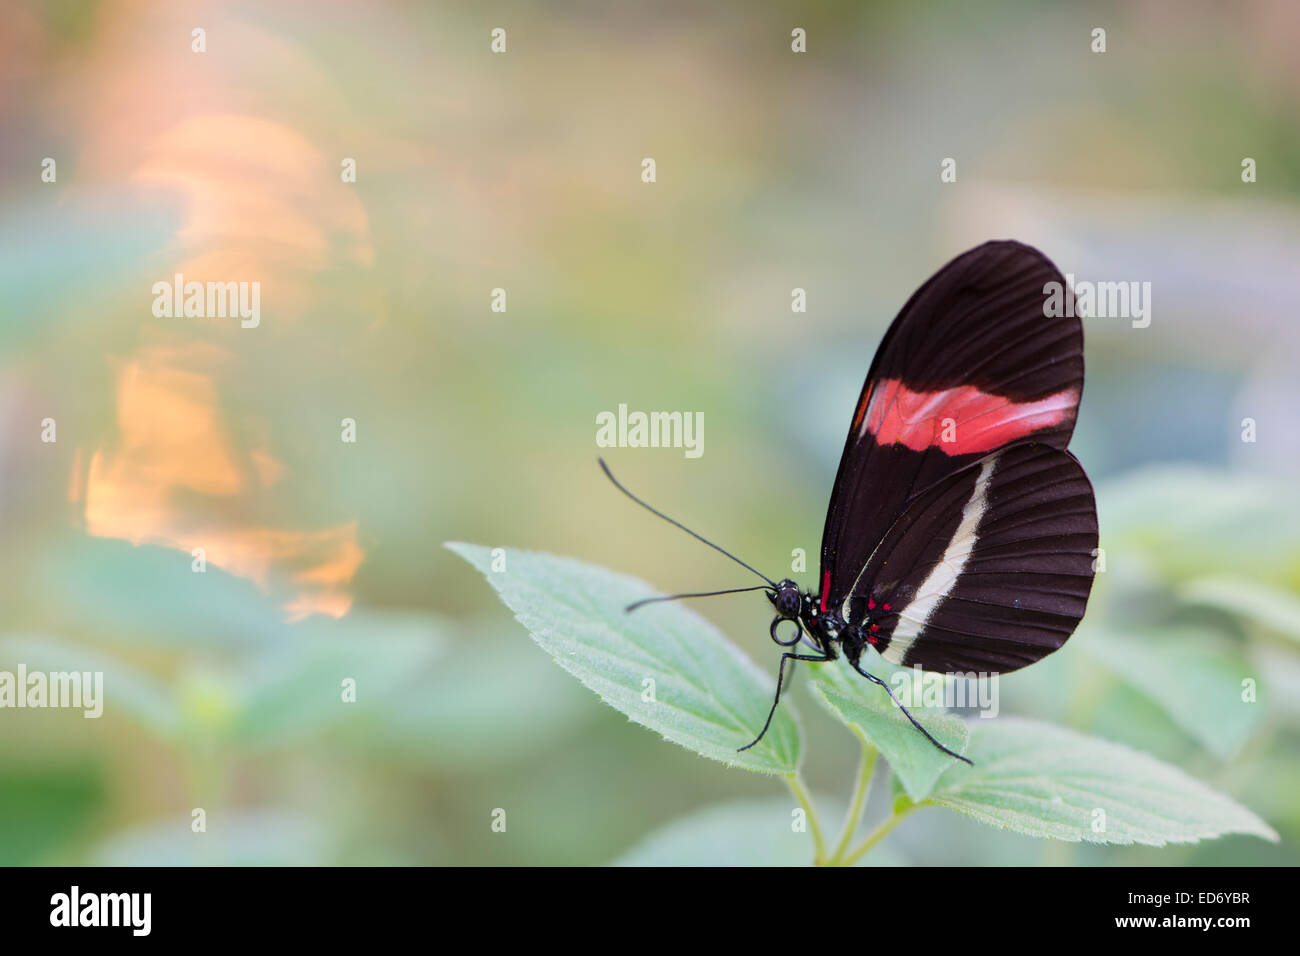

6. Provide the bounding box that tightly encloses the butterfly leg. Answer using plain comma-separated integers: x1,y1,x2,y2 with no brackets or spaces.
849,661,974,766
737,650,833,752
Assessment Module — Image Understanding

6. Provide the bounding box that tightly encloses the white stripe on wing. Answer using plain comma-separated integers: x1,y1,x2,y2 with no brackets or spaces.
880,455,997,665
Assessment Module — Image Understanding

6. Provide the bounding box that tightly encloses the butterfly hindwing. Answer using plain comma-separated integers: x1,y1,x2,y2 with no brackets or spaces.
844,442,1098,674
819,240,1085,618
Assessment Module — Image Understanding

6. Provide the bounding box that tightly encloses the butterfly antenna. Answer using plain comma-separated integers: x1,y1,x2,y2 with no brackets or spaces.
598,458,777,588
626,585,772,613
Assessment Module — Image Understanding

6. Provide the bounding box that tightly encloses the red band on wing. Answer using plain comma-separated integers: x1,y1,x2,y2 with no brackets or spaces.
857,378,1077,455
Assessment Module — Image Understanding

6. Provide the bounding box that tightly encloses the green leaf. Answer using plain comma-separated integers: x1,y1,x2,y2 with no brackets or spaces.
1085,626,1261,759
1098,467,1300,587
233,611,443,748
0,635,179,735
923,718,1278,846
611,798,906,867
446,542,800,774
3,615,442,748
369,626,594,769
809,656,968,802
1251,645,1300,719
0,763,105,865
93,810,330,865
39,538,287,651
1178,574,1300,645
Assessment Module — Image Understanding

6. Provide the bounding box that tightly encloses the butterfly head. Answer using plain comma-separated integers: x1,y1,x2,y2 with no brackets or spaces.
768,579,802,618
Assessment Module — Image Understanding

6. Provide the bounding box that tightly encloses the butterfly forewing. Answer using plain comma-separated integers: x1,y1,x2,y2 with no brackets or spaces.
819,240,1085,620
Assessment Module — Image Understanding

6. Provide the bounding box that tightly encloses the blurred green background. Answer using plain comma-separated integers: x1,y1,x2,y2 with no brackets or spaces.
2,0,1299,865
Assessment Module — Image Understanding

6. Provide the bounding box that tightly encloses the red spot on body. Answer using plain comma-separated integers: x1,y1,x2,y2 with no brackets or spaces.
870,624,880,632
867,598,876,610
867,635,878,645
882,603,891,611
819,570,831,613
859,378,1077,455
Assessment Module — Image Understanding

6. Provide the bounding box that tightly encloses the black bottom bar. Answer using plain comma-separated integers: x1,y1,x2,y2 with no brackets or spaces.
0,865,1279,941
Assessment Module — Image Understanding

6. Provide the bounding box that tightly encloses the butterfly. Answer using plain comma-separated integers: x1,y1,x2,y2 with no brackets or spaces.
601,240,1099,764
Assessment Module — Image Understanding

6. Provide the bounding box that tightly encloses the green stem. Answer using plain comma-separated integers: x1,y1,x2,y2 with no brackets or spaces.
840,804,919,867
786,773,828,865
829,734,878,862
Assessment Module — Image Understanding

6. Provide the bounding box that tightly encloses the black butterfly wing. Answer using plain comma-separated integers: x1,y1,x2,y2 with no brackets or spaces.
845,442,1098,674
818,240,1084,619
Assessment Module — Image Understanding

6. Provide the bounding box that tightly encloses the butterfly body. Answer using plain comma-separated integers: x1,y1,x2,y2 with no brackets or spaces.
769,577,903,675
757,575,970,761
767,580,846,652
